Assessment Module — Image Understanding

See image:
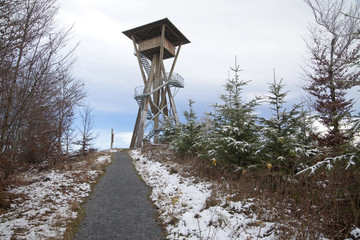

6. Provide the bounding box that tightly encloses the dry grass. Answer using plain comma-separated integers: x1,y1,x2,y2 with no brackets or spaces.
62,205,87,240
62,151,115,240
0,150,115,240
141,145,360,239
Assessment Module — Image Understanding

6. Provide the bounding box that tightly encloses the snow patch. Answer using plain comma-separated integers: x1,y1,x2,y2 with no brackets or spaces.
97,155,111,164
0,153,112,239
130,149,277,239
351,226,360,238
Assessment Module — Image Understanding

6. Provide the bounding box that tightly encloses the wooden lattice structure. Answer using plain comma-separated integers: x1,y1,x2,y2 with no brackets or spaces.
123,18,190,148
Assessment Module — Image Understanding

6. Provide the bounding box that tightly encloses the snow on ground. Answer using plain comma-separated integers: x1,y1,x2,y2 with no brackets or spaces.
0,153,112,240
130,149,277,240
349,227,360,239
3,149,358,239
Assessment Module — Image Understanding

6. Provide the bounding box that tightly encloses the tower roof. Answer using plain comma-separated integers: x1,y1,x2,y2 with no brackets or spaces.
123,18,190,46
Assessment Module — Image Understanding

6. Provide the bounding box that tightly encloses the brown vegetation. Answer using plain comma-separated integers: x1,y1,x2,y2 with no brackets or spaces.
142,145,359,239
0,150,113,239
0,0,85,179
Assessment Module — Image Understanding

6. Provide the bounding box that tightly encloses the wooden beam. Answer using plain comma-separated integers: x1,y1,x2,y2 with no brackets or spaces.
167,85,179,123
135,108,148,147
148,97,156,116
130,108,141,148
135,55,157,147
153,57,162,140
150,26,166,144
144,55,156,95
154,24,166,108
111,128,114,149
153,56,161,107
159,24,166,64
168,44,182,81
153,25,165,106
159,84,169,116
131,35,147,85
158,45,182,122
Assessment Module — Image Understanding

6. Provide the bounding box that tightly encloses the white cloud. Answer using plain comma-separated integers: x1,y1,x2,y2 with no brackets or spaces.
113,131,133,149
93,129,132,150
57,0,320,140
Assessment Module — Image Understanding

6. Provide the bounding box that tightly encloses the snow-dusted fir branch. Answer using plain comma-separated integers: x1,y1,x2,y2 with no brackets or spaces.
297,152,358,175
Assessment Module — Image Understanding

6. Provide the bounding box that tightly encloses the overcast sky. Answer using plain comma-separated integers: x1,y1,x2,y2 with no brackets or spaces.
57,0,322,149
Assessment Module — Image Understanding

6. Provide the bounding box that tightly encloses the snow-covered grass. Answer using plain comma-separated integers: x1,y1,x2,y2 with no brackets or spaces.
2,148,358,239
0,151,113,239
130,149,277,239
130,148,360,240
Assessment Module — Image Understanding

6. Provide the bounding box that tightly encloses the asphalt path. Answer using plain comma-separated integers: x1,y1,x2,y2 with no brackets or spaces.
74,151,164,240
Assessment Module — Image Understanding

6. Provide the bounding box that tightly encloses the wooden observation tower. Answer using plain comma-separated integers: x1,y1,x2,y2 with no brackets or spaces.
123,18,190,148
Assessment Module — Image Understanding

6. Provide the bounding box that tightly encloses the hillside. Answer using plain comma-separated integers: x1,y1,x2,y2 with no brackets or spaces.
131,146,360,240
0,152,112,239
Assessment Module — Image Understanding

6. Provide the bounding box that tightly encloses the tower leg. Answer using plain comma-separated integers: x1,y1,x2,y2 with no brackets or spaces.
135,108,148,147
130,108,141,148
133,55,157,148
167,85,180,123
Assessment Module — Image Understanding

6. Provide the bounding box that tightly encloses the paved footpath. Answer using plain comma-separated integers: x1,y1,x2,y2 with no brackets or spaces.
74,151,164,240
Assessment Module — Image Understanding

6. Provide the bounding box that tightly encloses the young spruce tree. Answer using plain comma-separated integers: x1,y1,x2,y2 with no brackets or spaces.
259,71,309,173
171,99,203,157
207,61,260,167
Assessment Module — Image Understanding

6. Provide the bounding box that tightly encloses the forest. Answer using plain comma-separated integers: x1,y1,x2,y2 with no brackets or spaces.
0,0,96,179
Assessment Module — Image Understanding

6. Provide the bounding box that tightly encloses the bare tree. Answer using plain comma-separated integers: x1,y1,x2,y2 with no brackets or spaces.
54,66,86,153
75,106,96,156
0,0,85,176
303,0,360,152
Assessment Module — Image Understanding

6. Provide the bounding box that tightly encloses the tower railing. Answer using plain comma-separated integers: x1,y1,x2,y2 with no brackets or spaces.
134,86,145,99
166,73,184,88
134,73,184,99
